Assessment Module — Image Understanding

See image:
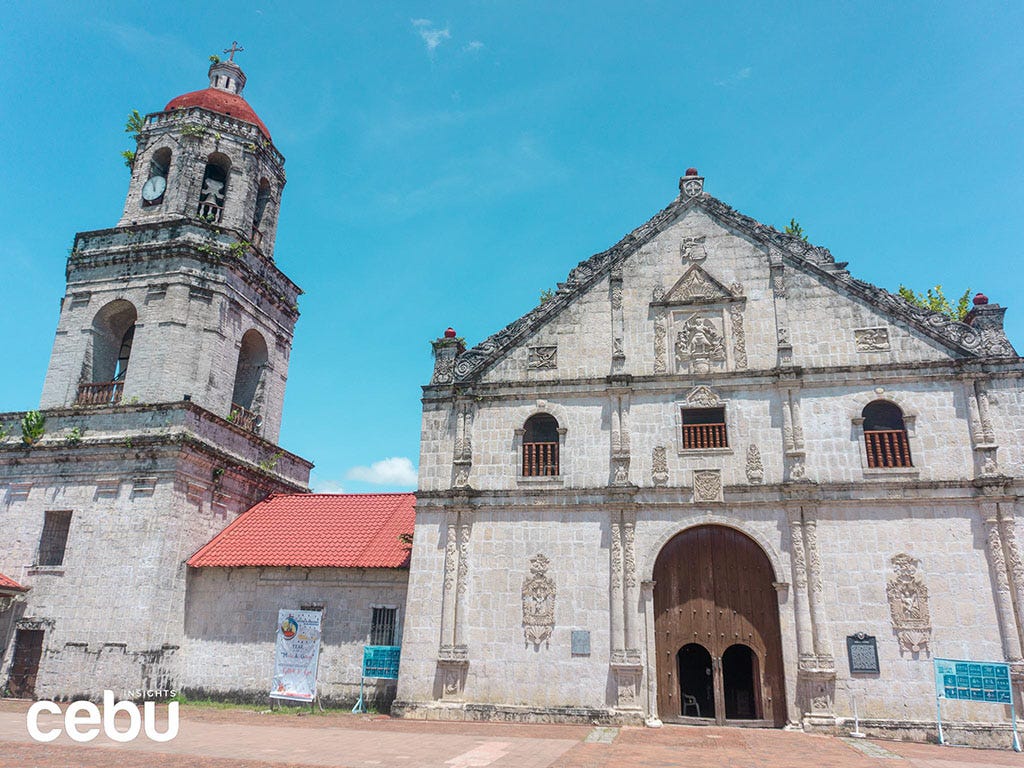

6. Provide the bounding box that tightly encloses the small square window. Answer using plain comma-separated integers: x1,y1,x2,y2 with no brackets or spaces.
38,510,72,567
371,606,397,646
681,407,728,449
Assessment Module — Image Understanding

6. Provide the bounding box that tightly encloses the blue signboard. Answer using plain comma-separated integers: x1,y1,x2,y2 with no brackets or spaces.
934,657,1020,751
362,645,401,680
934,658,1012,704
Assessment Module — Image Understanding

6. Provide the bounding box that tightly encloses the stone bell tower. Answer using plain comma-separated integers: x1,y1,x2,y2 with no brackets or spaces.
0,50,311,700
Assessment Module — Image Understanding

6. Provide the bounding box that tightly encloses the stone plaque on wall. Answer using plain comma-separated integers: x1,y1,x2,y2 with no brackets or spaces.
846,633,880,674
571,630,591,656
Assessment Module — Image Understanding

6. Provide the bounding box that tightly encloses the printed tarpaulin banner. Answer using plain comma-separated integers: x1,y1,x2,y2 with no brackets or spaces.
270,609,322,701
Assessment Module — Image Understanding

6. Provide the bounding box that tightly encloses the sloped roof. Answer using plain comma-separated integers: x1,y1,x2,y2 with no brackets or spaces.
187,493,415,569
448,182,1016,383
0,572,27,593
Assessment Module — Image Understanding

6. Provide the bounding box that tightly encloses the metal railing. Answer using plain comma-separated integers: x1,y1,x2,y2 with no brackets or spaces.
76,381,123,406
523,441,559,477
864,429,912,468
682,423,728,450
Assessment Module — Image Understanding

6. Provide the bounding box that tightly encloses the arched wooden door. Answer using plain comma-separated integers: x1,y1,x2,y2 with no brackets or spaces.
654,525,786,726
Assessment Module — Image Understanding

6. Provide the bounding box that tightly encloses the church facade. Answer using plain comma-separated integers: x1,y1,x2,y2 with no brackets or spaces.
395,170,1024,746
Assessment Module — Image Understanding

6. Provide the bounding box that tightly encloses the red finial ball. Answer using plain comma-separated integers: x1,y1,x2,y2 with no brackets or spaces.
685,167,699,176
444,327,457,338
973,293,989,306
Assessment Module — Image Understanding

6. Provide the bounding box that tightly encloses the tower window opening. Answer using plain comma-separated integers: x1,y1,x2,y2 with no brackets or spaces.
198,153,230,223
230,329,268,432
78,300,137,406
252,179,272,246
142,147,171,207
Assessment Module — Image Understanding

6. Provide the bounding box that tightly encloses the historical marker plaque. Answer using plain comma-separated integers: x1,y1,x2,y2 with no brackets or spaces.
571,630,591,656
846,633,880,674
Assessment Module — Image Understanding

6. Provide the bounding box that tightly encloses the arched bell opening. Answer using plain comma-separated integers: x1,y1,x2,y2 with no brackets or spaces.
653,524,786,726
77,300,138,405
229,329,268,432
198,152,231,223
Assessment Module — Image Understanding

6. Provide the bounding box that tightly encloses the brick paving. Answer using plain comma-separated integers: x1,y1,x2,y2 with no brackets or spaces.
0,701,1019,768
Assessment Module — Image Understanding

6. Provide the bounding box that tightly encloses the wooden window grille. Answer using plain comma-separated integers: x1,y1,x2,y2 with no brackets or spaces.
371,607,397,646
522,414,560,476
681,407,728,449
862,400,913,468
38,510,72,567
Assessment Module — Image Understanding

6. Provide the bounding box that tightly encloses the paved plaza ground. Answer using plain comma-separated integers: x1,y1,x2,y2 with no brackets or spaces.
0,699,1020,768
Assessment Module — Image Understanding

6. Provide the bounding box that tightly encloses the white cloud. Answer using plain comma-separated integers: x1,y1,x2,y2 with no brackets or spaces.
464,41,484,52
346,457,418,486
411,19,451,53
309,474,345,494
715,66,753,87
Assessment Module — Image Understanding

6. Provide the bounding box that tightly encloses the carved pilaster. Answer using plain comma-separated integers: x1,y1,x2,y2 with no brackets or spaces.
769,254,793,367
610,520,625,659
452,399,474,488
653,311,667,374
623,518,640,656
802,515,833,669
439,520,458,651
983,509,1024,664
999,511,1024,652
787,509,815,669
729,302,747,369
453,522,471,648
610,268,625,372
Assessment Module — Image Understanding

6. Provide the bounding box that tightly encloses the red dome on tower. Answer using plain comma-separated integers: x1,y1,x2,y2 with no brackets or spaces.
164,57,271,140
165,89,271,140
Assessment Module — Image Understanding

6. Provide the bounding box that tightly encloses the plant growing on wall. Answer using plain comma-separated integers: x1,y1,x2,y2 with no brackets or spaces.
121,109,144,172
897,284,971,321
784,219,809,242
65,426,85,446
21,411,45,446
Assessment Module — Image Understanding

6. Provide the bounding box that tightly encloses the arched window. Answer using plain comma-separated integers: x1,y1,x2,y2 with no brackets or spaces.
78,300,137,405
522,413,559,477
197,152,231,223
862,400,912,468
251,178,272,246
229,329,268,432
141,147,171,207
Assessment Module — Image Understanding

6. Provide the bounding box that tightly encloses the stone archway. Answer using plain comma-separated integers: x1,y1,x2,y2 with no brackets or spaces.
653,524,786,726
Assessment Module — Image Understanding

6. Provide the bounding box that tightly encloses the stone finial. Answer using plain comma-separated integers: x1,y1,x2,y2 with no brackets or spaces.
679,169,704,198
431,329,465,385
963,296,1016,356
973,292,989,306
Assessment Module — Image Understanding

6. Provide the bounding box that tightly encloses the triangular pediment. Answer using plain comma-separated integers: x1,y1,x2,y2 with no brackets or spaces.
660,264,739,305
446,186,1016,383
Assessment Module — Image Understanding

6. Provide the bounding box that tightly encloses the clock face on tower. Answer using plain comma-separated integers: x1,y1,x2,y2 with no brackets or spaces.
142,175,167,203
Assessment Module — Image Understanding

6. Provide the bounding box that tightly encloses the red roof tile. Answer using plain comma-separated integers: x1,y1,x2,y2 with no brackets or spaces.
187,493,415,569
165,88,271,140
0,572,27,593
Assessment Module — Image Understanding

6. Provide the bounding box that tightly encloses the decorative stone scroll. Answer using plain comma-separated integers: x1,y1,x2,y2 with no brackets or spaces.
528,345,557,370
693,469,722,503
522,554,556,646
651,446,669,486
653,315,667,373
887,553,931,653
855,328,890,352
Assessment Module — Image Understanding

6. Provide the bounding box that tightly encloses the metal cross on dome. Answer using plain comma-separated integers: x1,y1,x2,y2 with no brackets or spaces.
224,41,244,61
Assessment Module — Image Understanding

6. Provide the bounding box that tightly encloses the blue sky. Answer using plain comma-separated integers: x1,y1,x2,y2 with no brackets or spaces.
1,2,1021,492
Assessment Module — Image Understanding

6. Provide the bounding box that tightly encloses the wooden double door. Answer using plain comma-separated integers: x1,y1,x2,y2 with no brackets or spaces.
654,525,786,726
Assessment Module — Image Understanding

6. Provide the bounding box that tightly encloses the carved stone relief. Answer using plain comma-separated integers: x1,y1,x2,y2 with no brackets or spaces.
855,328,891,352
887,553,931,653
664,266,732,303
528,346,557,370
693,469,722,503
613,665,642,709
680,235,707,262
729,303,747,369
612,458,630,486
653,315,667,373
675,315,725,374
457,524,470,597
651,446,669,486
686,385,722,407
746,444,764,484
522,554,556,646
